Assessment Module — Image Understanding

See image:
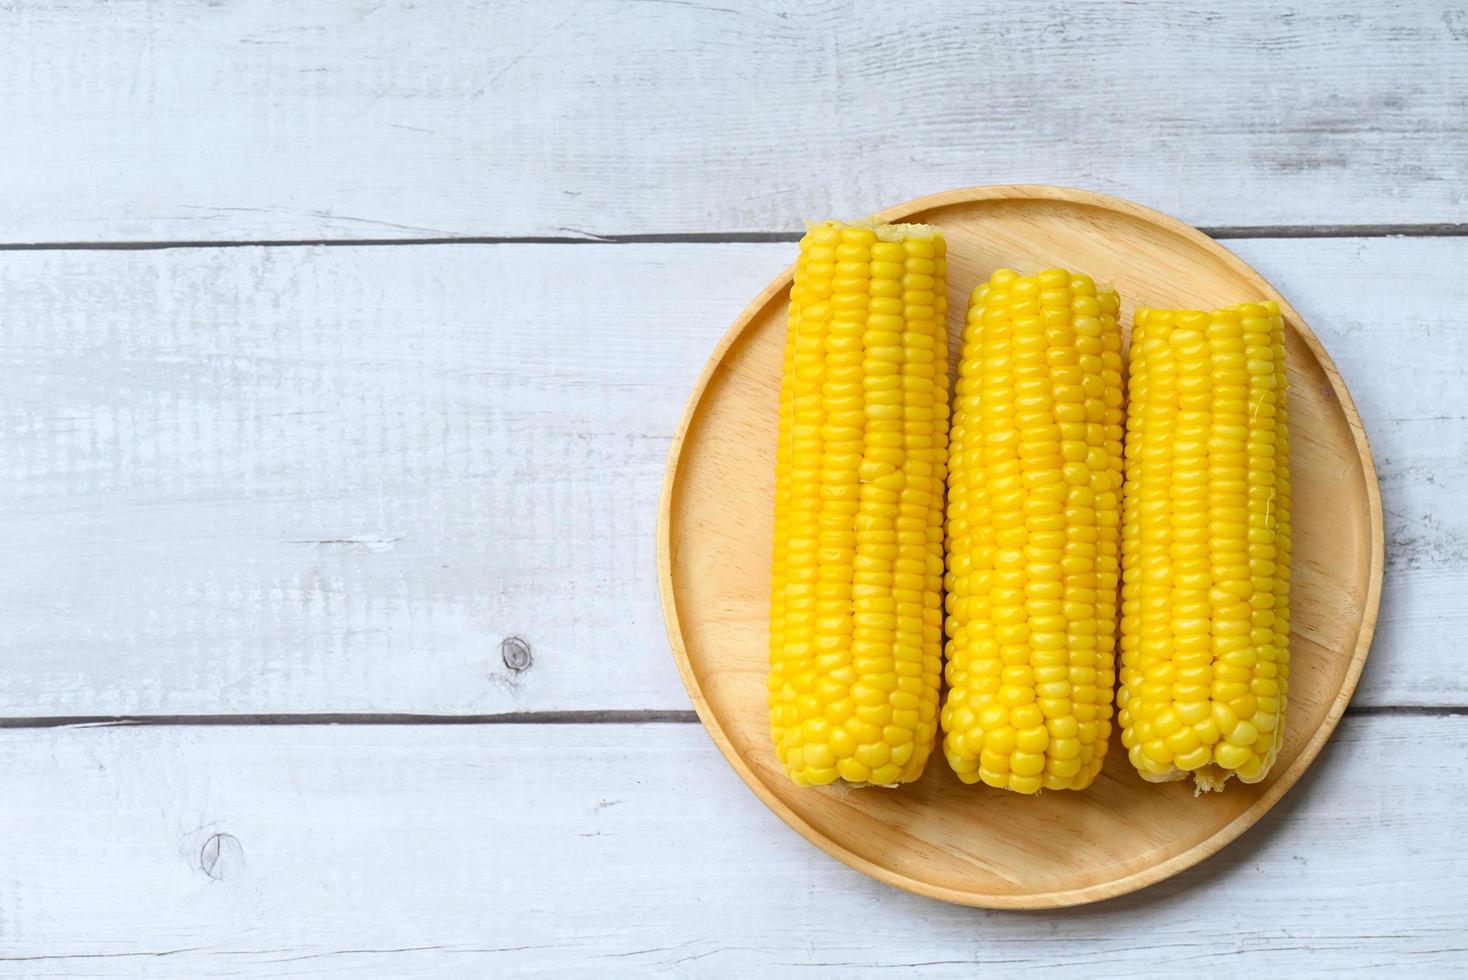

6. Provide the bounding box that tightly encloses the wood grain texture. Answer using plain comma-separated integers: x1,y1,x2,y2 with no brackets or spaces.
0,243,734,716
0,716,1462,975
660,187,1380,906
0,1,1454,968
0,236,1459,715
2,0,1467,242
1234,238,1468,708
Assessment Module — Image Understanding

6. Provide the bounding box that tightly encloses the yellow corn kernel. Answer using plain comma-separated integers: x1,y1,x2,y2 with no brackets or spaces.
770,220,949,787
941,269,1123,793
1119,302,1291,793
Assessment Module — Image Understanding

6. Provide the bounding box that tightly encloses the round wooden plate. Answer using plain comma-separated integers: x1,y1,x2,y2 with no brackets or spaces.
657,185,1383,908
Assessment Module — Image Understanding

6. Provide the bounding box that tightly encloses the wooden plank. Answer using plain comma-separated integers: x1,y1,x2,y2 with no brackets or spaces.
1228,238,1468,707
0,236,1458,715
2,0,1465,242
0,715,1462,974
0,242,745,716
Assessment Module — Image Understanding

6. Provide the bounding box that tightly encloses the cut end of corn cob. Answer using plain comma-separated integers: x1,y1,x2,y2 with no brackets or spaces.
1118,301,1291,793
940,267,1125,794
805,218,942,244
768,219,949,788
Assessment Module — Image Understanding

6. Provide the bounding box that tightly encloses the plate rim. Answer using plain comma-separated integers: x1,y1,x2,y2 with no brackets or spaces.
656,184,1385,909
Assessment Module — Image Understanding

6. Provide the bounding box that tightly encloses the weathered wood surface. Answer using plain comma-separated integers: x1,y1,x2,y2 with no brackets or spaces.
0,237,1456,715
2,0,1466,242
1,1,1460,968
0,715,1463,976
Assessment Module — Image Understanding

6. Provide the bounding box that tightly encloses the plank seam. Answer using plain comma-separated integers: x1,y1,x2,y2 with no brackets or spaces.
1,224,1467,251
0,710,703,728
0,706,1457,729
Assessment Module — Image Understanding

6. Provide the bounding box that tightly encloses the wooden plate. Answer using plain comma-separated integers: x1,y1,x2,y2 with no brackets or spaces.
657,185,1383,908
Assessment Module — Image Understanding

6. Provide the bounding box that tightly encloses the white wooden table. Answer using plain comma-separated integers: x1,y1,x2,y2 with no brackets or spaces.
3,2,1465,974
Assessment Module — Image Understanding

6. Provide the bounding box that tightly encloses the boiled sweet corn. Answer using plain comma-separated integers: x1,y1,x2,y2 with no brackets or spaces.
1118,301,1291,792
768,220,949,787
941,268,1124,793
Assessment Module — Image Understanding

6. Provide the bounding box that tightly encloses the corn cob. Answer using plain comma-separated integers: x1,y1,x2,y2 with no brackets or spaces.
769,220,948,788
1118,301,1291,791
941,268,1124,793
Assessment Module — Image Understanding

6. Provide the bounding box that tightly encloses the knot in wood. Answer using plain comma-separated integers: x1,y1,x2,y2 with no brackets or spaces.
501,636,533,672
200,832,244,880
